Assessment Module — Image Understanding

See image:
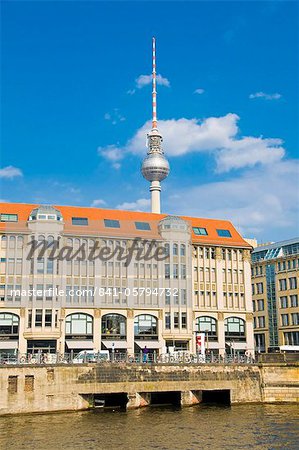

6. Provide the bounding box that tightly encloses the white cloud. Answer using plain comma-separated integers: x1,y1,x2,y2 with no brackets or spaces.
100,113,284,172
135,74,170,89
116,198,150,211
104,109,125,125
194,88,205,94
127,89,136,95
249,92,282,100
98,145,124,162
164,159,299,240
91,199,106,207
0,165,23,179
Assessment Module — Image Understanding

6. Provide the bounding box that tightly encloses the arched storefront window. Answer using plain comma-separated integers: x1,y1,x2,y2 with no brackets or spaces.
0,313,19,336
134,314,158,340
224,317,246,341
1,235,7,249
65,313,93,336
102,314,126,339
197,316,217,340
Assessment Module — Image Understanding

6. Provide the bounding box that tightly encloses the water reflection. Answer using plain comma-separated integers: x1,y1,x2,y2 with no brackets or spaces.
0,404,298,450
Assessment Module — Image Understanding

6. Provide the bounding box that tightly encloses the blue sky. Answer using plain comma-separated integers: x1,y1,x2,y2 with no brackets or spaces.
1,1,298,242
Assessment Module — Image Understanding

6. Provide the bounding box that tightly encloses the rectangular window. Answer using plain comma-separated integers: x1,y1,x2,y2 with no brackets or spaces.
37,258,44,274
257,299,264,311
104,219,120,228
216,229,232,238
181,312,187,329
291,313,299,326
45,309,52,327
289,277,297,290
258,316,265,328
36,284,43,301
193,227,208,236
28,310,32,328
0,213,18,222
181,289,187,305
164,264,170,279
290,295,298,308
252,300,256,312
174,312,179,329
8,376,18,394
180,264,186,279
281,314,289,327
72,217,88,226
45,285,53,301
280,296,288,308
35,309,43,327
46,259,54,274
279,279,287,291
24,375,34,392
256,282,264,294
165,312,171,329
135,222,151,231
173,264,179,279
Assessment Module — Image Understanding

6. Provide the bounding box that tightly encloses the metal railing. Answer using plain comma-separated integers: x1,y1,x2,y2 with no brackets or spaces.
0,351,256,366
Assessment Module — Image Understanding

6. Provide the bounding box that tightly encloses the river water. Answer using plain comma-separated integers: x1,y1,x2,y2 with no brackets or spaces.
0,404,298,450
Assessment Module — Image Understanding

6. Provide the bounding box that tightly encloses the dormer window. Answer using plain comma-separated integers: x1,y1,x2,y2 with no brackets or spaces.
29,205,63,222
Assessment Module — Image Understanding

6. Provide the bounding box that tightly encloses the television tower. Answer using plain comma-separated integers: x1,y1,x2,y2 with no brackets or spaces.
141,37,170,214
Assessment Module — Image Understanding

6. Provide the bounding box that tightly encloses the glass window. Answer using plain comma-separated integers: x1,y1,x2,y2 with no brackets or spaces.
174,312,179,329
224,317,246,340
193,227,208,236
180,244,186,256
164,244,170,256
279,279,287,291
173,264,178,279
37,258,44,274
197,316,217,338
257,299,264,311
216,229,232,238
281,314,289,327
290,295,298,307
134,314,157,338
65,313,93,335
289,277,297,290
181,265,186,279
1,236,7,249
165,312,171,330
280,296,288,308
173,244,178,256
72,217,88,226
102,314,126,337
165,263,170,279
0,213,18,222
35,309,43,327
0,313,19,335
135,222,151,231
45,310,52,327
104,219,120,228
291,313,299,326
181,312,187,329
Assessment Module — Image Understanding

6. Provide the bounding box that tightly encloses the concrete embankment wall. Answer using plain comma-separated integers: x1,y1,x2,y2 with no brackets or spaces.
0,363,298,415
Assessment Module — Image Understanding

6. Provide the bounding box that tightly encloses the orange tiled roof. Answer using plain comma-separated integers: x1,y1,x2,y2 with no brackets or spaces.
0,202,251,248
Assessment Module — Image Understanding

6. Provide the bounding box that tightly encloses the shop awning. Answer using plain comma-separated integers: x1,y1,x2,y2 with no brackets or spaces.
135,340,163,350
65,340,94,350
0,340,18,350
102,340,128,349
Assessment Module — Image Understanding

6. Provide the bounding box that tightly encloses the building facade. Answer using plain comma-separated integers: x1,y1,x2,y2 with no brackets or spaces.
252,238,299,352
0,203,254,357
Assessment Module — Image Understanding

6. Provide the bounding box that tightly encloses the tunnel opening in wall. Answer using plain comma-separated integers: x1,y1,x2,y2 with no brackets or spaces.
90,393,128,409
150,391,181,407
201,390,231,406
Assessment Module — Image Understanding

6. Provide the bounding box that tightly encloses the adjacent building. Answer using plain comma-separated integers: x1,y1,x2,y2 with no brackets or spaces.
0,203,254,356
252,238,299,352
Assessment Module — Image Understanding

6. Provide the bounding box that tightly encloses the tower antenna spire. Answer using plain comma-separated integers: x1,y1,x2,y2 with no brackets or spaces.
152,37,157,130
141,37,170,214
